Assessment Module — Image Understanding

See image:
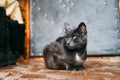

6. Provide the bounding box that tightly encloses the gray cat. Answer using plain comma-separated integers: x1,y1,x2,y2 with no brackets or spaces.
43,22,87,71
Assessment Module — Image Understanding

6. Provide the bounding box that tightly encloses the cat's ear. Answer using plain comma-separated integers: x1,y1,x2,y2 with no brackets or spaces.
65,27,71,33
64,23,71,33
76,22,87,35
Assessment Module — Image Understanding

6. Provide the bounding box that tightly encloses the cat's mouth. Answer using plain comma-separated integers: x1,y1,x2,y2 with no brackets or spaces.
66,45,75,49
66,44,83,49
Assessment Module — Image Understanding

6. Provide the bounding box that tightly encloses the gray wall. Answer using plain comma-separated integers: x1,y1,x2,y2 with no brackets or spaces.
30,0,120,56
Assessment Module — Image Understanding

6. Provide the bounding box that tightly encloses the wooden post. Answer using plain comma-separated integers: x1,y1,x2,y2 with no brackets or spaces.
25,0,30,59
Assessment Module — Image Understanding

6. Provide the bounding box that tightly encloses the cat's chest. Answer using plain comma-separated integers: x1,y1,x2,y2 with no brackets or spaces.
75,52,81,61
65,51,82,61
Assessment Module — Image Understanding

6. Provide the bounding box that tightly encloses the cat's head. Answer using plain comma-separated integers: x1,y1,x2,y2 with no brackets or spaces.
64,22,87,49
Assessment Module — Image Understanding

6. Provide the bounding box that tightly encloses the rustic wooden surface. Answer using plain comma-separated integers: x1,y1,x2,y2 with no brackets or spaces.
0,57,120,80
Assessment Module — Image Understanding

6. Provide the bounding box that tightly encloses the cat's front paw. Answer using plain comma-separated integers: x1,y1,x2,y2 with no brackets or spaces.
75,65,84,71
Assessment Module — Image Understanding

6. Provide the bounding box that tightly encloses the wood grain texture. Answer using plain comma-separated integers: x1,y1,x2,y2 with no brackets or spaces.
0,57,120,80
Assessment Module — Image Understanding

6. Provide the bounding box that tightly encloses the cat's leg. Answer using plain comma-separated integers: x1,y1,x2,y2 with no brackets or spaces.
67,64,76,71
43,47,61,70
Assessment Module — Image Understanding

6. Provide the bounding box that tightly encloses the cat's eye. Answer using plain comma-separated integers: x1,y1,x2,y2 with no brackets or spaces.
72,36,77,39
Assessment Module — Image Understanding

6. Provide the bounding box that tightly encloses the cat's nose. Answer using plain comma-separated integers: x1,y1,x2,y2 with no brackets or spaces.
67,43,70,46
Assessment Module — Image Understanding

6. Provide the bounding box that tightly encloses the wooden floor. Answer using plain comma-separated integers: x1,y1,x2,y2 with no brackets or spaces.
0,57,120,80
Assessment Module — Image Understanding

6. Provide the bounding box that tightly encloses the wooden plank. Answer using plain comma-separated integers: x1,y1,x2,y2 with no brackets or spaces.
25,0,30,59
